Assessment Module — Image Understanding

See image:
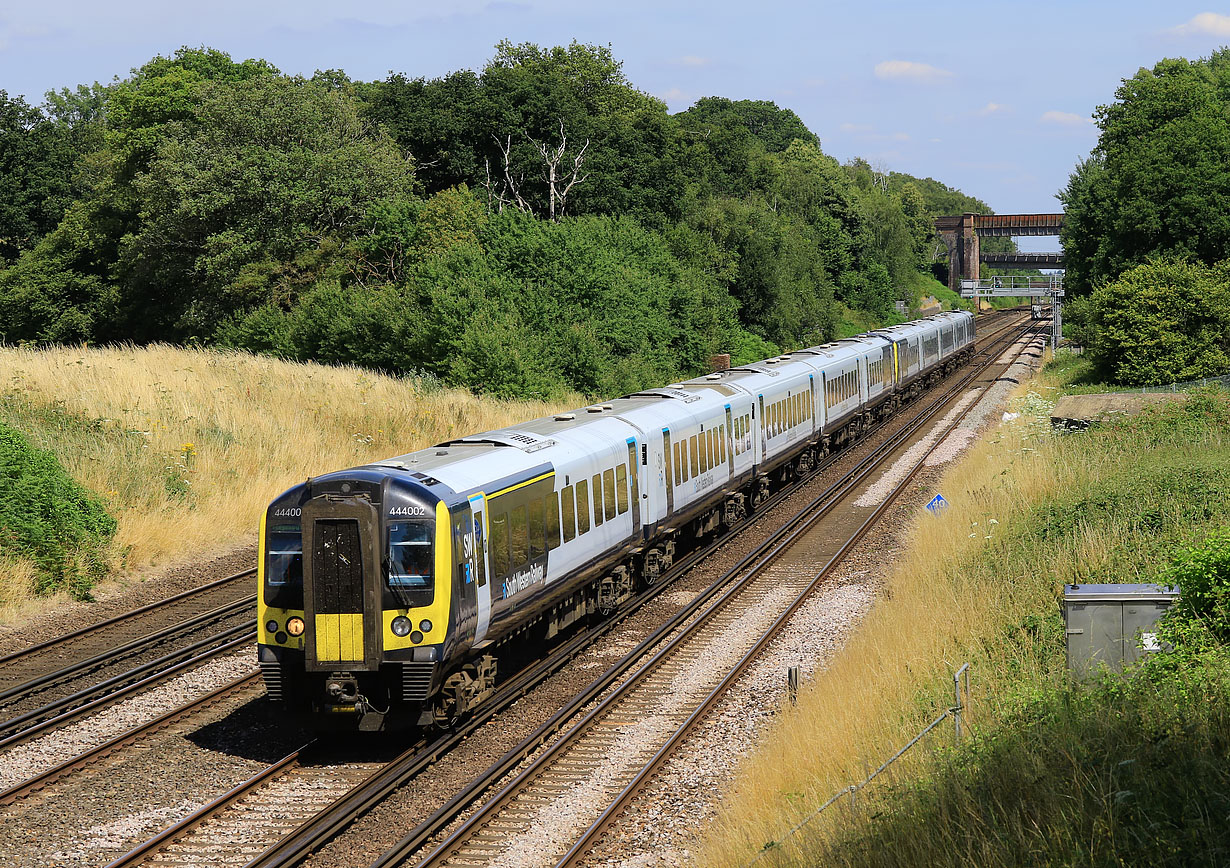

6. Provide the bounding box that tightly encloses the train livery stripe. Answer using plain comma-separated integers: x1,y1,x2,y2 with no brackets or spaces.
487,470,555,501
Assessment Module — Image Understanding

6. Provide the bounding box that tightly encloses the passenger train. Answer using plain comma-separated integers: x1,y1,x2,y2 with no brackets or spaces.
258,310,976,729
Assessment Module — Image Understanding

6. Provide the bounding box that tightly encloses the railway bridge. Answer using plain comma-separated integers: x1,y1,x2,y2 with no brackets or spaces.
934,212,1065,293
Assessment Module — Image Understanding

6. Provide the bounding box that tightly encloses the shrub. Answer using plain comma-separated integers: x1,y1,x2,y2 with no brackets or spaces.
0,421,116,598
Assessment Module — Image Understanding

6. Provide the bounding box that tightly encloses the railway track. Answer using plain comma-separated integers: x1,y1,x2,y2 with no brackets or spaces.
97,314,1035,868
0,673,263,807
0,570,256,739
383,318,1044,868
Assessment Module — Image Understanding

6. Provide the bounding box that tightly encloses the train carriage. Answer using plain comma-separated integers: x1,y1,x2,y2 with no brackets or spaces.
258,309,977,730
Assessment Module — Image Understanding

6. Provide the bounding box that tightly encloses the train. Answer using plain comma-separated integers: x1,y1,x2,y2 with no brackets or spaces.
257,310,976,730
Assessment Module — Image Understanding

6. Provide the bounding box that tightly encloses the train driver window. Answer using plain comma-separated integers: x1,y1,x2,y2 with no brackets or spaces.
561,485,576,542
388,521,434,606
547,493,561,550
615,464,629,514
576,479,591,534
591,473,604,527
267,522,302,586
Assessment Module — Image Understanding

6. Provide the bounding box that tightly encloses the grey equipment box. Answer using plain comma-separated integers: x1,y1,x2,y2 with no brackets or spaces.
1064,584,1179,677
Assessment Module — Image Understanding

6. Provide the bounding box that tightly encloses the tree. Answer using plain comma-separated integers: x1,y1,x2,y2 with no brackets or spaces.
1079,258,1230,385
0,92,80,262
117,74,415,338
1061,51,1230,294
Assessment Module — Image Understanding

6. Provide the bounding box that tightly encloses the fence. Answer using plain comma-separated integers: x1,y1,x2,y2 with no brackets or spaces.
1136,373,1230,394
743,663,973,868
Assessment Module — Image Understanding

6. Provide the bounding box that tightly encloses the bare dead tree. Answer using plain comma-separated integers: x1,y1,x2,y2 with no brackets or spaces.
527,119,590,221
481,134,531,214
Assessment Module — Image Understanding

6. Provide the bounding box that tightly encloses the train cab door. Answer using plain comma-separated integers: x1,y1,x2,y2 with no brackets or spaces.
467,493,492,644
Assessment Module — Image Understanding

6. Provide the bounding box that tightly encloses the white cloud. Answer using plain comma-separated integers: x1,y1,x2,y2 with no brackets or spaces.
1041,110,1093,127
657,87,695,108
839,122,873,133
874,60,953,84
1169,12,1230,37
677,55,711,67
977,102,1005,116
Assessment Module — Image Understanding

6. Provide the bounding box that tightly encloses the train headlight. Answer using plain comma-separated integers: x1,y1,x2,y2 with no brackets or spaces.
391,616,413,637
410,630,424,644
419,620,433,634
265,619,279,634
286,617,305,637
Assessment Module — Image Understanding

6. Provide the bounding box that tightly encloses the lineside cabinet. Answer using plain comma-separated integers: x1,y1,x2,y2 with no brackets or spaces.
1064,584,1179,677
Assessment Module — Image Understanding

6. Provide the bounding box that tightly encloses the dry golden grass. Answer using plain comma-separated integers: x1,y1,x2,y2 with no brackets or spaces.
0,344,574,622
698,382,1071,868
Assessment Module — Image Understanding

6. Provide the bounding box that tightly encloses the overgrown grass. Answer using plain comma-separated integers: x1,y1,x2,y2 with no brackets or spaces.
0,344,574,621
699,373,1230,867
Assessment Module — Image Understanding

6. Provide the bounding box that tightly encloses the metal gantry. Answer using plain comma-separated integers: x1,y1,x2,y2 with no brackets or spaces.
960,275,1064,350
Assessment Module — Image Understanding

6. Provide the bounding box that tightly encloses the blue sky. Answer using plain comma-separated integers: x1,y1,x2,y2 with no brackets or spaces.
3,2,1229,251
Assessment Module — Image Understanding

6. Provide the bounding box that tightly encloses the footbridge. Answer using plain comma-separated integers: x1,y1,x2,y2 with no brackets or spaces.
934,212,1065,293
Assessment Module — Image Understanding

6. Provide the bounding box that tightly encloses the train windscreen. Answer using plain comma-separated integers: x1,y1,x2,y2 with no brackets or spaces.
388,521,435,607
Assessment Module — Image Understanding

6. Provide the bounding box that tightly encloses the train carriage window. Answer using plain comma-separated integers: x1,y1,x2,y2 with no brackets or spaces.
689,435,699,478
592,473,604,527
510,505,529,568
673,442,681,485
792,395,799,428
700,430,709,472
490,512,510,576
615,464,629,514
680,440,689,482
706,429,714,469
576,479,591,534
547,493,561,550
720,425,727,462
603,468,617,520
529,498,546,560
561,485,576,542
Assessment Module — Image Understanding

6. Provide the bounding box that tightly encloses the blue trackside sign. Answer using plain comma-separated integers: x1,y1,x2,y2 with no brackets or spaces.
925,494,948,514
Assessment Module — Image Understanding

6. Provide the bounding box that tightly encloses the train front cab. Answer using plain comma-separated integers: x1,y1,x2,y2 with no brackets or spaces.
257,475,468,730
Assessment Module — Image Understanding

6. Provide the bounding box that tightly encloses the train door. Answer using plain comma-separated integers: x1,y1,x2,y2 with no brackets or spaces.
467,493,492,644
724,405,735,474
625,438,642,534
661,429,674,515
807,376,816,434
452,507,478,643
758,395,767,455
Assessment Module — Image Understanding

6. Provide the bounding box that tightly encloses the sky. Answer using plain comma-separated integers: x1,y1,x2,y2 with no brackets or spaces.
3,2,1229,253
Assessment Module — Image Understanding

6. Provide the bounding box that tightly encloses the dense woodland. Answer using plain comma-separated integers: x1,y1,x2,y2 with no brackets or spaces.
0,44,993,399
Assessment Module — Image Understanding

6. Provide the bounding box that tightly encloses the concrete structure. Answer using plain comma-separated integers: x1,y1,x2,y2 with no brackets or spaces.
1050,392,1190,430
934,213,1066,293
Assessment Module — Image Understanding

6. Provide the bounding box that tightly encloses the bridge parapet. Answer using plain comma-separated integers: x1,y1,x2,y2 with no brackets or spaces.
934,212,1065,293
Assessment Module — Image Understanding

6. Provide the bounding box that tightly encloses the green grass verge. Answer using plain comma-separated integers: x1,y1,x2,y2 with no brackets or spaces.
806,385,1230,867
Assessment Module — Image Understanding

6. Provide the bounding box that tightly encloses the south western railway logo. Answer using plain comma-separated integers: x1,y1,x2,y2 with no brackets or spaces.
503,562,545,599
